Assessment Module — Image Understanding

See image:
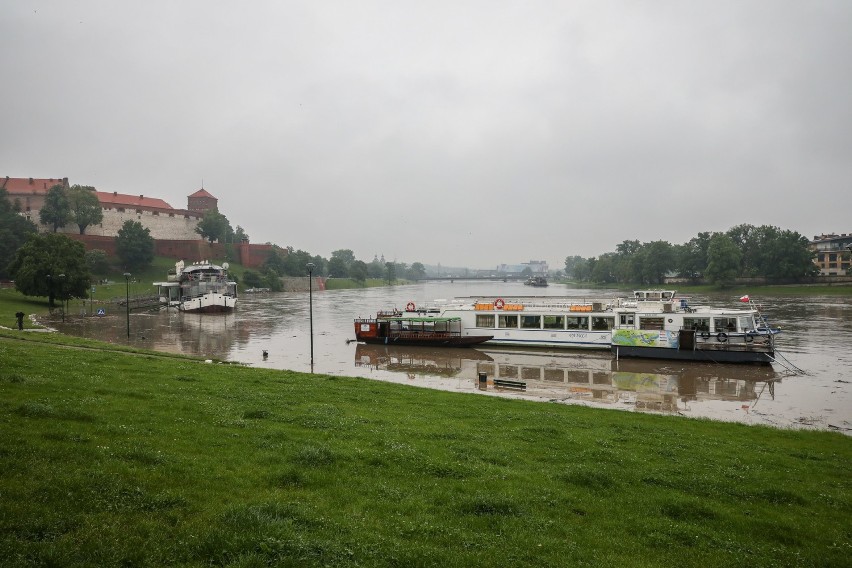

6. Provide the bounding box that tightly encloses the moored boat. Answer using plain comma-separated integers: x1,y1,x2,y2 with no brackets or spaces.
412,291,779,363
153,260,237,313
354,313,493,347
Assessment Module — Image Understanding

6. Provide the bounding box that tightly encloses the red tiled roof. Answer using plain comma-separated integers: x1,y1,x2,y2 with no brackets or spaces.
188,188,216,199
96,191,173,210
2,177,68,193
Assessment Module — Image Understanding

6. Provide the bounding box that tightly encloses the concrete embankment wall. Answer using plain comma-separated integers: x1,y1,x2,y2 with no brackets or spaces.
279,277,326,292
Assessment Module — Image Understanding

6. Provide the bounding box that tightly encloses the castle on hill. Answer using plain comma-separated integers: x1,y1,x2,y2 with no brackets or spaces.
2,176,218,240
2,176,274,267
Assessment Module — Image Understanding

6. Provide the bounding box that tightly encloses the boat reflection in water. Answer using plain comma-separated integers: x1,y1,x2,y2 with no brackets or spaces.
354,344,780,414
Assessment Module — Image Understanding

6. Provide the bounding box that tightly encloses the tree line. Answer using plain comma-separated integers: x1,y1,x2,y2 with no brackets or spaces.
242,248,427,291
564,224,819,287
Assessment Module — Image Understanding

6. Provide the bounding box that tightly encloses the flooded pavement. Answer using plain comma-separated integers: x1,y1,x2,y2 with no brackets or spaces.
46,281,851,433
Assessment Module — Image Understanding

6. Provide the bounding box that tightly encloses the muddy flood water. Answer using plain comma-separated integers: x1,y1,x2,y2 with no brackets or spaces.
47,281,851,434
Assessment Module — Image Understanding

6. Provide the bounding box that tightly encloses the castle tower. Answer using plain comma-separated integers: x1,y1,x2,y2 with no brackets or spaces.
187,188,218,214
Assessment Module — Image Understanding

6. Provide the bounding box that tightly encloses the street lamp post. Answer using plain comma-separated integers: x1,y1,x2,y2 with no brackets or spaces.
306,262,314,370
124,272,131,339
58,274,66,323
46,274,52,310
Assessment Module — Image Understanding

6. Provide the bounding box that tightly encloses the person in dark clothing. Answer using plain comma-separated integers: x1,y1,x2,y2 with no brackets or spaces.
15,311,25,330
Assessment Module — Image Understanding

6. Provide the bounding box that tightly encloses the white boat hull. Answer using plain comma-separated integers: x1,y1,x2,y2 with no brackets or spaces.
177,292,237,313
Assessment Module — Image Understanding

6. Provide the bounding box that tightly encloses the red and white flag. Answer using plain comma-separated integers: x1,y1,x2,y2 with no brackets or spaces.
739,295,750,303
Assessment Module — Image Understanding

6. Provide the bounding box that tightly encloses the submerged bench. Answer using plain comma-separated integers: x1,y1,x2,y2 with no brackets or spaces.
493,379,527,390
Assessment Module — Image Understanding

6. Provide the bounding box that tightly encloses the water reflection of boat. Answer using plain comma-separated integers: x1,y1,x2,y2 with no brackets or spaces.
353,343,780,413
355,344,492,377
153,260,237,313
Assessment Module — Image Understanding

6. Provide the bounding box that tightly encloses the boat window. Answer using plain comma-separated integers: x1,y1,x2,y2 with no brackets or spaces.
684,317,710,331
543,315,564,329
498,314,518,328
619,313,635,326
639,317,665,330
592,316,614,330
475,314,495,328
714,317,738,332
566,316,589,330
738,316,752,330
520,315,541,329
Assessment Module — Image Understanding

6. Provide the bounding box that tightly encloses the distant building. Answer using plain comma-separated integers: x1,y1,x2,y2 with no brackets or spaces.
810,233,852,275
494,260,550,278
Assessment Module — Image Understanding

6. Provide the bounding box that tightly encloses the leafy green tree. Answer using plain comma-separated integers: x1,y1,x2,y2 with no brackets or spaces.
263,247,288,276
328,249,355,278
640,241,675,284
677,232,713,279
8,233,91,307
563,256,586,279
234,225,249,243
0,188,38,279
367,256,385,279
241,270,264,288
754,227,818,280
116,220,154,271
385,262,396,284
195,209,232,243
39,184,71,232
590,253,617,283
85,249,110,274
408,262,426,280
350,260,368,283
705,234,742,287
68,185,103,234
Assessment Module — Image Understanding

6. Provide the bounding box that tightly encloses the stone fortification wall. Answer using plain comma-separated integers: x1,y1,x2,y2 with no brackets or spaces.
54,208,201,240
66,235,278,269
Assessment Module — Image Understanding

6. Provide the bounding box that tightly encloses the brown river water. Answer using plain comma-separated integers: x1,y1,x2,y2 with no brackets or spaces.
46,281,851,434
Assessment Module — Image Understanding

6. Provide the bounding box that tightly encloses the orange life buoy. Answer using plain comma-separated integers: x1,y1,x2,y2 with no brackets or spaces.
405,301,416,311
494,298,505,310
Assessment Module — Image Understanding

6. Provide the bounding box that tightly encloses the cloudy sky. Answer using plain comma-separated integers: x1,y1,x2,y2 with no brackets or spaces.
2,1,850,269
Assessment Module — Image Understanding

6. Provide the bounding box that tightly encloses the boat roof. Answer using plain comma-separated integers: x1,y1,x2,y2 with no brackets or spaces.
382,316,462,323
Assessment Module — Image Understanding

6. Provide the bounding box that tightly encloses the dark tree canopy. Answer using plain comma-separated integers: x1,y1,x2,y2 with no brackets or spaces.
68,185,104,235
8,233,91,307
116,220,155,271
195,210,232,243
0,188,38,279
39,184,71,232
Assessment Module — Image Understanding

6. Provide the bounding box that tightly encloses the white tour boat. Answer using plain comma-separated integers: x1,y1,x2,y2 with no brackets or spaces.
400,291,779,364
154,260,237,313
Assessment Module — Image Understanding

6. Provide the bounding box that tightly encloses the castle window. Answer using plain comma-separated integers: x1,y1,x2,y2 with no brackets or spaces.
136,209,142,214
117,207,125,212
152,211,159,216
169,213,174,217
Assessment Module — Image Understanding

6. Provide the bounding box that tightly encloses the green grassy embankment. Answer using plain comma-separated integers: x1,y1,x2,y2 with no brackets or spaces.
1,331,849,567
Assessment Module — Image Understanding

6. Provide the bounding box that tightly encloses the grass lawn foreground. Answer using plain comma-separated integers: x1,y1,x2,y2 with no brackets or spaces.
1,331,850,567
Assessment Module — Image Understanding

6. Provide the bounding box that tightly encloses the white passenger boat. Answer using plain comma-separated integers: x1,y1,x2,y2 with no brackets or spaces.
401,291,779,364
154,260,237,313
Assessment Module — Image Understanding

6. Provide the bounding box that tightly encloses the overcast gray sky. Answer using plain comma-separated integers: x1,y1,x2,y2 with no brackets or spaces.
3,1,850,269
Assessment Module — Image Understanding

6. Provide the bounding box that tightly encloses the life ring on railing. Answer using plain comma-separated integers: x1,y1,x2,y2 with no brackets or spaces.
405,301,416,312
717,332,728,343
494,298,505,310
700,331,710,339
745,333,754,343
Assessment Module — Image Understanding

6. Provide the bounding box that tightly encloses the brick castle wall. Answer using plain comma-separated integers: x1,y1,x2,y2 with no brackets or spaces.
67,235,277,269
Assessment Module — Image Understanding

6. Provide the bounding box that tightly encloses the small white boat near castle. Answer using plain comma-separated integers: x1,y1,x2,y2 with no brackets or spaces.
154,260,237,313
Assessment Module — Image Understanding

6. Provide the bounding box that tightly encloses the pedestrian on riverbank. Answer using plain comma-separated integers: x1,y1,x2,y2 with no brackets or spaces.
15,311,24,330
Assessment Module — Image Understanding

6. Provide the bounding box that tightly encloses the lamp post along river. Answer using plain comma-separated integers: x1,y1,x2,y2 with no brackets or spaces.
307,262,314,370
124,272,131,339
